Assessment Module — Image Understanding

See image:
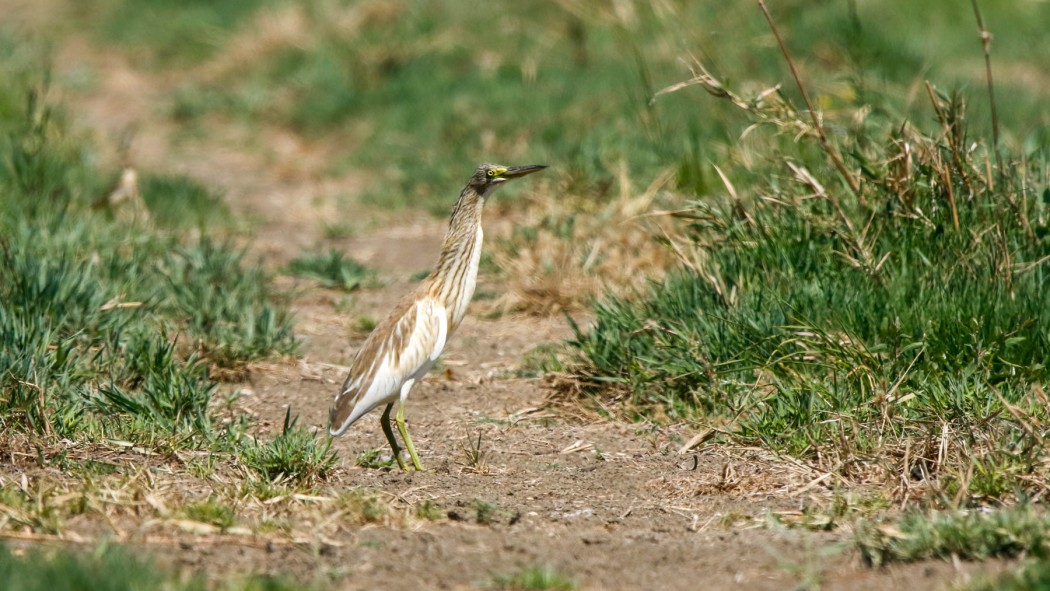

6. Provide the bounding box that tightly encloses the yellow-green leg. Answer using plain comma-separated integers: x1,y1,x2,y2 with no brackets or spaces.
380,403,408,471
395,401,424,471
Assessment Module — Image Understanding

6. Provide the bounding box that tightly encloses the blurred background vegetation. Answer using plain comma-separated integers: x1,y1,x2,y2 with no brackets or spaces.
2,0,1050,586
71,0,1050,208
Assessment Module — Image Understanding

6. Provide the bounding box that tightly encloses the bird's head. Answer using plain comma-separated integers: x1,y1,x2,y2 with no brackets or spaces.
468,163,547,195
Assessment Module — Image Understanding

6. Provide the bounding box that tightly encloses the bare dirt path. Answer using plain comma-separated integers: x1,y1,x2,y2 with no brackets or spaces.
2,3,1006,588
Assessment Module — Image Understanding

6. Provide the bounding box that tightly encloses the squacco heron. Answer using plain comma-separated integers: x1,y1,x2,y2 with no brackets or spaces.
328,163,547,470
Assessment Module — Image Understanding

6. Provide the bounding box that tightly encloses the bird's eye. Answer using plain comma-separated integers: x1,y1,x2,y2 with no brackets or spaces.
487,169,495,177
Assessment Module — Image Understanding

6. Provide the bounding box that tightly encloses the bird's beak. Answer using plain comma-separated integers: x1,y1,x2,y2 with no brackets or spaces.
495,164,548,183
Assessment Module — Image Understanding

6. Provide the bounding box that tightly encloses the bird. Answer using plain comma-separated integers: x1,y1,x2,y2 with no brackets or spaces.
329,163,548,470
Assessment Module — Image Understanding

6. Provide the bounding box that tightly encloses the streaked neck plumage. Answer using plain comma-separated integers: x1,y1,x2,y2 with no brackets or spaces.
425,185,487,330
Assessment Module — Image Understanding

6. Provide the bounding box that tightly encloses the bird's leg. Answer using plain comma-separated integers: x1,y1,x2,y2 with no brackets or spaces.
395,401,424,471
380,403,408,471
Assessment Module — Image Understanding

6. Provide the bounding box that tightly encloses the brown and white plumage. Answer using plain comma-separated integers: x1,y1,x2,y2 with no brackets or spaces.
329,163,547,470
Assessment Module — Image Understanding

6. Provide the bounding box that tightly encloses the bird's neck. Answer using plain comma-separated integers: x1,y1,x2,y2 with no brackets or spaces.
426,187,485,311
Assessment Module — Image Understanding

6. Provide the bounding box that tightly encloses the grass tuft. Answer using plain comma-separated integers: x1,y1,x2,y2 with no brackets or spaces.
184,497,237,532
0,542,307,591
239,408,337,485
491,565,577,591
962,559,1050,591
287,249,371,291
166,238,297,369
569,54,1050,501
0,542,203,591
354,447,398,471
137,172,229,230
95,336,216,432
856,506,1050,566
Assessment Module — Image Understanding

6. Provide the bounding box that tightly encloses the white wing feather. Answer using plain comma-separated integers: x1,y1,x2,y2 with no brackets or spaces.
330,297,448,435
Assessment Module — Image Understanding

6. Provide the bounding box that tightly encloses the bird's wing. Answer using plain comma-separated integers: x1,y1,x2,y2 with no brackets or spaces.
329,296,447,436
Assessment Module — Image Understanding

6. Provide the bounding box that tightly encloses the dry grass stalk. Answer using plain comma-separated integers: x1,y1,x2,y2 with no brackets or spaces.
756,0,863,204
968,0,1003,174
487,172,679,315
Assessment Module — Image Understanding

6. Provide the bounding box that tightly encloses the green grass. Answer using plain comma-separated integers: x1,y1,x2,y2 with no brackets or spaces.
470,499,516,526
287,249,371,291
354,447,395,470
164,239,297,369
84,0,276,66
962,559,1050,591
491,565,576,591
93,337,216,433
0,35,295,444
568,36,1050,501
0,38,336,560
239,408,337,485
415,499,443,521
331,491,389,526
184,497,237,532
856,506,1050,567
137,172,230,230
0,543,204,591
0,542,307,591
